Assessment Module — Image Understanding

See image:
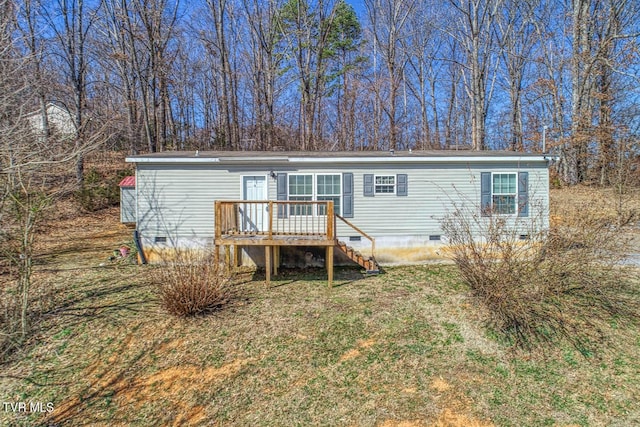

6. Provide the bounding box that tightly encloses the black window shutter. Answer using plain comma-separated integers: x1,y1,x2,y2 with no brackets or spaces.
518,172,529,217
396,174,408,196
342,172,354,218
363,174,374,197
481,172,491,217
277,173,288,218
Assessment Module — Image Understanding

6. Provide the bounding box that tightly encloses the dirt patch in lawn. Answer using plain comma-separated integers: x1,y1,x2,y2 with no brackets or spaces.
427,376,494,427
338,338,377,362
431,408,494,427
430,378,452,393
50,357,250,424
379,420,424,427
378,412,493,427
115,359,249,405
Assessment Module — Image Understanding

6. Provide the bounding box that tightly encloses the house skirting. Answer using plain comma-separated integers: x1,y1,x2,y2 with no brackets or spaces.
139,234,448,266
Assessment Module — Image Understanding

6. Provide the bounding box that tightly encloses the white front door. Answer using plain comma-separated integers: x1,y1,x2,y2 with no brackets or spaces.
242,176,267,232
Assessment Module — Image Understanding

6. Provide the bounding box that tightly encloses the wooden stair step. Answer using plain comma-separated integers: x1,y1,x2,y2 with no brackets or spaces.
366,257,380,274
335,241,380,273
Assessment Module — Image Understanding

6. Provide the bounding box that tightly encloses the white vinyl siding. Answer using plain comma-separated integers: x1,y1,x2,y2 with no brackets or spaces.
120,186,136,223
133,160,549,246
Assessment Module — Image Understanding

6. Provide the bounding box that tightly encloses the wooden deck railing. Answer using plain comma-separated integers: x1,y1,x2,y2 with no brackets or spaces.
215,200,335,240
335,214,376,259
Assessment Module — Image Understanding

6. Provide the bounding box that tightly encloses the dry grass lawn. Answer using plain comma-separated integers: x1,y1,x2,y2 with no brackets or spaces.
0,187,639,426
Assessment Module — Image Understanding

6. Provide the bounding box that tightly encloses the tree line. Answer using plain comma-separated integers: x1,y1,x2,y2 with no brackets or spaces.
3,0,640,185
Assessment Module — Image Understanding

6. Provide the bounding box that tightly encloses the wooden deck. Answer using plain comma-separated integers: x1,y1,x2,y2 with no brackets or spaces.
214,200,378,287
216,234,335,246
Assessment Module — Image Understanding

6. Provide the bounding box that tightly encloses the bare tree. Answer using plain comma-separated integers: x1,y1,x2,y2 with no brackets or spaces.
204,0,240,150
443,37,466,148
531,1,569,154
4,0,637,183
42,0,101,185
104,0,180,153
564,0,594,184
99,0,143,154
1,0,105,356
448,0,502,151
557,0,640,184
170,35,201,149
133,0,180,152
494,0,538,151
17,0,51,144
592,0,640,185
365,0,415,150
240,0,283,150
278,0,341,150
402,2,443,149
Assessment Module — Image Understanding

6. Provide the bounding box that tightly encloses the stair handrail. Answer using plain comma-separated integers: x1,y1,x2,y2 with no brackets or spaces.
334,214,375,258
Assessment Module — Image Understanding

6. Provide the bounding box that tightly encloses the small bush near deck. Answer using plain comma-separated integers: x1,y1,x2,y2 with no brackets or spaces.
441,204,639,350
154,249,233,317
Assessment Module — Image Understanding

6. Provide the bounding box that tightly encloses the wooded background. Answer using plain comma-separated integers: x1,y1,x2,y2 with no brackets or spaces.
2,0,640,186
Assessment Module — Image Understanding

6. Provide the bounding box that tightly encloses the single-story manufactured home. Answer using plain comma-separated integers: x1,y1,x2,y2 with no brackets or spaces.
124,150,552,281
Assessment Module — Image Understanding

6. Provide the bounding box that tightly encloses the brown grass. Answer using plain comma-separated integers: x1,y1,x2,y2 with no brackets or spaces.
550,184,640,228
1,186,639,426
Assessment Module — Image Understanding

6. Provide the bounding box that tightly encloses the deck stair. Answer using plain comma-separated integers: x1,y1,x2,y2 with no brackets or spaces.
336,240,380,274
214,200,380,287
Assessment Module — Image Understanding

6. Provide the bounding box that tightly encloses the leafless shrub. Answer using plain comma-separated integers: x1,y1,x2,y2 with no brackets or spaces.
441,201,639,351
153,248,234,317
0,282,20,360
0,190,50,361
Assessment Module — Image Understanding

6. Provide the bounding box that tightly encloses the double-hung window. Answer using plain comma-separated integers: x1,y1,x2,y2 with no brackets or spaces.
374,175,395,194
288,174,341,215
289,174,313,215
317,174,341,215
492,173,517,215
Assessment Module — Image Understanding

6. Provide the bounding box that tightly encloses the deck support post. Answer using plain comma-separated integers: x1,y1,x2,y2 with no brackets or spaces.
273,246,279,276
326,245,334,288
215,200,352,288
214,244,220,269
265,245,271,286
224,245,231,273
233,245,240,268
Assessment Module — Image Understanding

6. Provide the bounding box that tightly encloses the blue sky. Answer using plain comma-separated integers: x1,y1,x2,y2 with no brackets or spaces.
345,0,366,18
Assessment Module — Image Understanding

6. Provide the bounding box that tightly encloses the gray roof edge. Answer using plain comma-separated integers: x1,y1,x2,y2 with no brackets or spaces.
126,150,550,164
